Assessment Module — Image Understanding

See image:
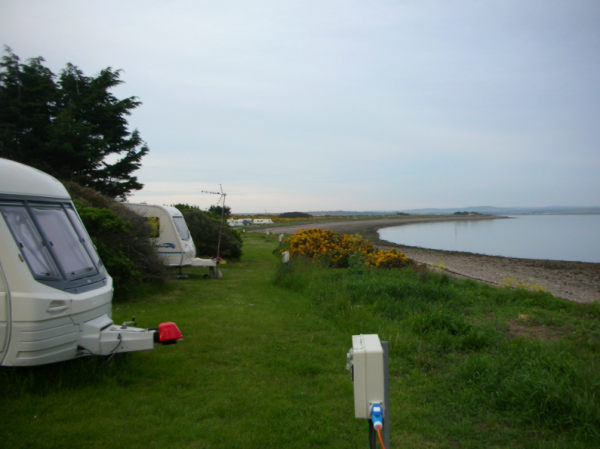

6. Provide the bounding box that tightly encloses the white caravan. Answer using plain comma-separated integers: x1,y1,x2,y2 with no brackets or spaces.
0,158,182,367
124,203,218,275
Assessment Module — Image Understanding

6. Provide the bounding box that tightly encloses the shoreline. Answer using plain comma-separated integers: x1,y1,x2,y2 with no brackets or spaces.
257,216,600,304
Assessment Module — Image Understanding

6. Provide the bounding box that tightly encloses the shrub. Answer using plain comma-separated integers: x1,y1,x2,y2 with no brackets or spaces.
208,204,231,219
280,228,411,269
174,204,242,260
66,182,166,299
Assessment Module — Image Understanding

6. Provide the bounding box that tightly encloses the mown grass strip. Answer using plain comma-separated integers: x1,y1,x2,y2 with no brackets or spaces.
0,234,364,448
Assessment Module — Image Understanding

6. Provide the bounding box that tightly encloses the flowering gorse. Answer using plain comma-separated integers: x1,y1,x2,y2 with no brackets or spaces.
281,228,410,268
500,277,547,292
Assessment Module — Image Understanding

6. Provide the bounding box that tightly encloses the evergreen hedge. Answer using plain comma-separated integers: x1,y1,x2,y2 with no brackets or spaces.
175,204,242,260
66,182,166,299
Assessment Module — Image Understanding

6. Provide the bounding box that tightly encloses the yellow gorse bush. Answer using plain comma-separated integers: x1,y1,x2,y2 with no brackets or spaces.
500,277,547,292
281,228,410,268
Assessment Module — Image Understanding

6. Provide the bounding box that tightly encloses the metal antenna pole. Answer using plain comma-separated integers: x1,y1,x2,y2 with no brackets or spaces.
216,185,226,261
200,185,227,261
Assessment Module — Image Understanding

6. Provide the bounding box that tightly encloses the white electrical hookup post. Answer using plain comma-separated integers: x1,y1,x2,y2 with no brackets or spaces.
346,334,391,449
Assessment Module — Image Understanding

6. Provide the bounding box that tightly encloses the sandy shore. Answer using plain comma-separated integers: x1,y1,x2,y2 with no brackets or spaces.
258,216,600,304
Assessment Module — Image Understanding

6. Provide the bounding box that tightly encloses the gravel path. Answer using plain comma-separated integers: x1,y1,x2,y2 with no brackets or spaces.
256,216,600,304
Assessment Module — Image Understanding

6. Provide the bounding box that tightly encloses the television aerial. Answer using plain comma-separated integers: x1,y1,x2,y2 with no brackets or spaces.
201,185,227,261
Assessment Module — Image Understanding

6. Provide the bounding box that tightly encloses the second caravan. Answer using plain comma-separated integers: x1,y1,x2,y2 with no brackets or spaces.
125,204,219,276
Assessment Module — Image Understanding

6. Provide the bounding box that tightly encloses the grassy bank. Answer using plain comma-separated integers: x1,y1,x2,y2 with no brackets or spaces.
1,233,599,448
276,252,600,447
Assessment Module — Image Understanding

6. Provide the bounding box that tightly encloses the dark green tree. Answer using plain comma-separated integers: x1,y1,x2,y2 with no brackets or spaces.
0,50,56,168
208,204,231,219
0,47,148,199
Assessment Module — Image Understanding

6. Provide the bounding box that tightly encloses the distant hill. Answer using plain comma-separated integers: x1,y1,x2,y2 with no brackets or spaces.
308,206,600,216
401,206,600,215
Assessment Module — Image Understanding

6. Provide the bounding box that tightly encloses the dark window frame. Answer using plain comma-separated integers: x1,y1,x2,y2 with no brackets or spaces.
0,195,108,293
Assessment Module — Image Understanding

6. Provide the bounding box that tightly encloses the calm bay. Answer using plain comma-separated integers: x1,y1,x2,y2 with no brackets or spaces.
378,214,600,263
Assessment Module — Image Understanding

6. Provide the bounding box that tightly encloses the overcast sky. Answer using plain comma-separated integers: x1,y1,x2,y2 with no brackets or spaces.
2,1,599,212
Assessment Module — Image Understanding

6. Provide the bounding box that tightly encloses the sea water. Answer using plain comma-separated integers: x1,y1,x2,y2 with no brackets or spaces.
377,215,600,263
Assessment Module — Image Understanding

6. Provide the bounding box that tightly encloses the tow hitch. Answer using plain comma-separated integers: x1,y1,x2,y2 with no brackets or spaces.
78,315,183,355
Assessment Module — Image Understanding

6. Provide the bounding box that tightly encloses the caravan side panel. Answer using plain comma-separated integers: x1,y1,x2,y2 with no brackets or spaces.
125,203,196,267
0,262,9,362
5,294,112,366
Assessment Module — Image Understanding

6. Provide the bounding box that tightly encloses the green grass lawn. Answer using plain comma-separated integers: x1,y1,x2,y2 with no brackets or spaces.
1,233,599,448
0,233,363,448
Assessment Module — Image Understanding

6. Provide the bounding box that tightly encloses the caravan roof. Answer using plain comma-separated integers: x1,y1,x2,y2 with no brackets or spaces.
0,158,69,199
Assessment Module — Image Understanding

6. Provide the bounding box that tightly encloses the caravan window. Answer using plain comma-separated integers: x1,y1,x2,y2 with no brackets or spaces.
1,205,61,279
31,204,95,278
147,216,160,239
65,206,102,268
173,216,191,241
0,200,106,291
